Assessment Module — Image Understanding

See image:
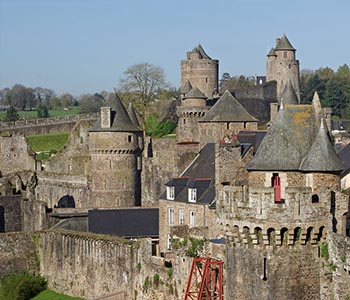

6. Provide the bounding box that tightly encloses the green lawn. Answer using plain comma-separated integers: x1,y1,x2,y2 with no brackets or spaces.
0,107,81,121
31,289,85,300
26,132,70,152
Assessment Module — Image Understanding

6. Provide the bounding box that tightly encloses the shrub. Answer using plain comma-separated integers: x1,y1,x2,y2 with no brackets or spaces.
0,272,47,300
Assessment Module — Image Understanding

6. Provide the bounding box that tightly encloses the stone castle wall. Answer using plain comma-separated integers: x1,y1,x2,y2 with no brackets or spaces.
0,113,98,136
0,195,22,232
199,122,258,146
0,133,37,176
0,232,38,279
142,138,199,207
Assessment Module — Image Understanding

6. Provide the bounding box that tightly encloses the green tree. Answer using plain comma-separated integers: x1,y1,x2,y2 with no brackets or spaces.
301,73,327,104
5,84,37,110
79,93,104,113
325,78,347,117
5,105,20,121
37,103,49,118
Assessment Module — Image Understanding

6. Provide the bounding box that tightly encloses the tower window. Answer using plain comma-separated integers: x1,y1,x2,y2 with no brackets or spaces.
284,51,287,58
184,119,186,125
205,77,208,83
272,173,281,203
128,135,132,143
312,194,319,203
288,64,291,69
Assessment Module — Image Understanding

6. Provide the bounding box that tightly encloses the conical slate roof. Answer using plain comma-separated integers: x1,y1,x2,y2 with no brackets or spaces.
199,90,257,122
90,93,141,132
267,47,277,56
184,87,207,99
280,79,299,104
181,80,193,94
128,102,140,127
275,34,295,51
248,104,317,171
300,120,343,172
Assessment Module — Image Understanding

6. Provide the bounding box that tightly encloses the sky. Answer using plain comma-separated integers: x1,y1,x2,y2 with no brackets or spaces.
0,0,349,96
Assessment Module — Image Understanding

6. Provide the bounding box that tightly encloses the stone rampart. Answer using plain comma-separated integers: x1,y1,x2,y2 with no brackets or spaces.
0,232,38,279
0,113,98,135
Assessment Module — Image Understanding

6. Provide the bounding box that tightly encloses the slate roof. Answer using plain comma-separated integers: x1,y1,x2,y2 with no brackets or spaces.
128,102,140,127
267,48,277,56
181,80,193,94
248,104,342,172
160,143,216,206
338,144,350,177
280,79,299,104
90,93,141,132
199,90,258,123
185,87,207,99
331,120,350,131
88,208,159,238
300,120,344,172
237,130,267,154
275,34,296,51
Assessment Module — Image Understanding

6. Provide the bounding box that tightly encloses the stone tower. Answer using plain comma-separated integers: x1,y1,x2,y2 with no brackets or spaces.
181,44,219,99
89,94,143,208
266,34,300,102
176,87,209,143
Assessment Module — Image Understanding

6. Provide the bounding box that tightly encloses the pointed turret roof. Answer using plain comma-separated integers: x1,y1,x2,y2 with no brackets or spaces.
184,87,207,99
199,90,257,122
90,93,141,132
267,47,277,56
275,34,296,51
128,102,140,127
312,91,323,122
300,120,343,172
181,80,193,94
280,79,299,104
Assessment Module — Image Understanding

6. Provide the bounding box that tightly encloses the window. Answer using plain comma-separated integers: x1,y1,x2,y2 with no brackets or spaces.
168,208,174,225
190,211,195,226
179,209,185,225
167,234,172,251
167,186,175,200
272,173,281,203
188,188,197,203
284,51,287,58
128,135,132,143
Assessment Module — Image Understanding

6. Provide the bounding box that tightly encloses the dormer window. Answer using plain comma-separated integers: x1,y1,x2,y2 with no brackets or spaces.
167,186,175,200
188,188,197,203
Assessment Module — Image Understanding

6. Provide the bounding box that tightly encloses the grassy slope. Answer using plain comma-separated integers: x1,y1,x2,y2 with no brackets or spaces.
0,107,80,121
31,289,85,300
26,132,70,152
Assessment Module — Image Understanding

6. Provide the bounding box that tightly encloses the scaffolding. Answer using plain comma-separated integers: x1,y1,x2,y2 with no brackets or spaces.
184,257,224,300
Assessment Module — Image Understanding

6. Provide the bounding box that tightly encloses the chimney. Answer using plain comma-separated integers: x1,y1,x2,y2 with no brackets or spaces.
275,38,281,46
101,107,112,128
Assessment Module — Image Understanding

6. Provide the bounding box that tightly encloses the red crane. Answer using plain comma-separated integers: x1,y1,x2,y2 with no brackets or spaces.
184,257,224,300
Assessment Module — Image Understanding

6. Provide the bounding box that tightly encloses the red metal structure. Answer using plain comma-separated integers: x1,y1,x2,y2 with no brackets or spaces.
184,257,224,300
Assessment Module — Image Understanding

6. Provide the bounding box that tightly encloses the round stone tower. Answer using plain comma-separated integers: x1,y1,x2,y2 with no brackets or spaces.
181,44,219,99
88,94,143,208
176,87,209,143
266,34,300,102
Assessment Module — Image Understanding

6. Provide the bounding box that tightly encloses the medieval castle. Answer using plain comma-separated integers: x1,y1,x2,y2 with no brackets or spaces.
0,34,349,300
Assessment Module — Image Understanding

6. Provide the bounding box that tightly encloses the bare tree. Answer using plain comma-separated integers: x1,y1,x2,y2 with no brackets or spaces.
119,62,166,112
